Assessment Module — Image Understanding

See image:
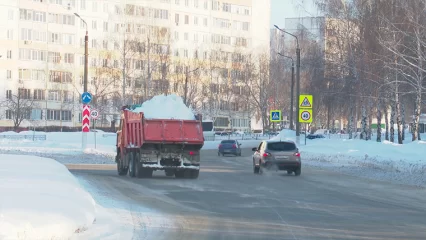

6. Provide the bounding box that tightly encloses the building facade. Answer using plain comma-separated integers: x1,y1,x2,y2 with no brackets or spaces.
0,0,270,131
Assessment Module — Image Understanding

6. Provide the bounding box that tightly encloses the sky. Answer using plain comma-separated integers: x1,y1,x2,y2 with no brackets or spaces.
270,0,321,27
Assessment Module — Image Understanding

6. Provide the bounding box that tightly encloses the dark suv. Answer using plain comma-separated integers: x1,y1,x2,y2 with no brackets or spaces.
252,140,301,176
218,140,242,156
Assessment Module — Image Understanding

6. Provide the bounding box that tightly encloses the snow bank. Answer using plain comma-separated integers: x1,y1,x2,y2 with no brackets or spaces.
0,154,96,239
131,94,196,120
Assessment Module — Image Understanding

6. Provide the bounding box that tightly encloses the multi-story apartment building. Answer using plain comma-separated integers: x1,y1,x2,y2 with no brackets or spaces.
0,0,270,131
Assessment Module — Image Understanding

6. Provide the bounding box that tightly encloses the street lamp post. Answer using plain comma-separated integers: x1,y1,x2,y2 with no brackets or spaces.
75,13,89,149
277,53,294,130
274,25,301,142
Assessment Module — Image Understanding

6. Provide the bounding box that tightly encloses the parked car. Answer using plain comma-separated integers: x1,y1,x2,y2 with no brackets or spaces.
218,140,242,156
252,140,301,176
306,134,325,139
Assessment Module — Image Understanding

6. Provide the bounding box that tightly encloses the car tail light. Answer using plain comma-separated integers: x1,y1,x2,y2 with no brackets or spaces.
294,152,300,157
232,144,237,148
263,152,271,157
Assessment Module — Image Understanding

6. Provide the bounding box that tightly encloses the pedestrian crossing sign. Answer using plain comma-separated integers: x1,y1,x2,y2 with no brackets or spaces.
270,110,281,122
299,94,313,109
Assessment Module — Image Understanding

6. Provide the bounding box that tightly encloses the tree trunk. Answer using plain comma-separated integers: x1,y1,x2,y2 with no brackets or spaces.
376,100,382,142
396,93,403,144
361,105,367,140
390,103,395,143
402,104,405,141
412,90,422,141
348,106,354,139
384,105,389,141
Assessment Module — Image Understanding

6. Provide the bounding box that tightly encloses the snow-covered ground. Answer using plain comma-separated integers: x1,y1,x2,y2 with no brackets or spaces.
273,130,426,186
0,154,96,240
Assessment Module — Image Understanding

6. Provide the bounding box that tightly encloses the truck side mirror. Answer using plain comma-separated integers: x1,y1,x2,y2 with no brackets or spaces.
252,147,257,151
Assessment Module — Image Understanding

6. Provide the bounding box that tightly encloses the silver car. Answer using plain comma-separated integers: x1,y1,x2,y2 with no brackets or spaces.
252,140,301,176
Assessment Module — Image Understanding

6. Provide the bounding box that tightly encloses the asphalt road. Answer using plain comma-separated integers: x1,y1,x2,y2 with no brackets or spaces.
70,149,426,240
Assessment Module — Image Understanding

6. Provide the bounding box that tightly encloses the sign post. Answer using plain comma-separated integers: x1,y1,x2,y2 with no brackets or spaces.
299,94,313,145
81,92,92,149
90,109,99,149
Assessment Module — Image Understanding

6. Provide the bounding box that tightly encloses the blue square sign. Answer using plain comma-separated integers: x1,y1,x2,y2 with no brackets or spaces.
270,110,281,122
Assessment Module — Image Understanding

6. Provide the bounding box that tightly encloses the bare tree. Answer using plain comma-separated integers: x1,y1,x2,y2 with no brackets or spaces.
1,89,38,130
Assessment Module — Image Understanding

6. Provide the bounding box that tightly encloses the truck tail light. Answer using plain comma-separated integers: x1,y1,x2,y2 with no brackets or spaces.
218,144,222,148
232,144,237,148
263,152,271,157
189,151,195,156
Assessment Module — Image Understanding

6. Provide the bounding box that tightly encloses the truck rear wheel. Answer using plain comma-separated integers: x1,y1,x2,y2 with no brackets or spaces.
117,152,128,176
128,152,136,178
165,170,175,177
139,168,153,178
189,169,199,179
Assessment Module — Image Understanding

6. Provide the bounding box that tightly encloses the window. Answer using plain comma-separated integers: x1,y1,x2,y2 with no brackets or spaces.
30,109,42,120
194,0,198,8
33,89,45,100
8,10,13,20
174,31,179,40
47,109,60,120
62,34,75,45
48,91,60,101
184,49,188,58
7,30,13,40
49,32,60,43
61,110,72,121
7,70,12,79
48,52,61,63
92,1,97,11
19,9,46,22
103,40,108,49
194,33,198,42
103,3,108,12
184,32,188,40
175,13,179,24
242,22,250,31
91,39,97,48
7,50,12,59
185,15,189,24
204,0,208,9
185,0,189,6
194,16,198,25
19,49,46,61
63,91,73,102
32,70,45,81
64,53,74,63
19,69,31,80
18,88,31,99
175,0,179,4
49,71,73,83
103,22,108,32
212,1,219,10
203,18,207,26
92,20,97,30
223,3,231,12
5,110,12,120
6,90,12,99
80,0,86,10
267,142,296,151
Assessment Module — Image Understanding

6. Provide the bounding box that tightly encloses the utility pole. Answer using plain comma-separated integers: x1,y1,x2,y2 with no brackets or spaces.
75,13,89,149
275,25,301,143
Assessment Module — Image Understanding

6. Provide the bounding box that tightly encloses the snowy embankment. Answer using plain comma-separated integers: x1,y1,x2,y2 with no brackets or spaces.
274,130,426,186
0,154,96,239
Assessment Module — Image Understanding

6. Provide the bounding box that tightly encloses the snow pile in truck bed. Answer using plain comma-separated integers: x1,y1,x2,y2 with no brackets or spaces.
131,94,196,120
